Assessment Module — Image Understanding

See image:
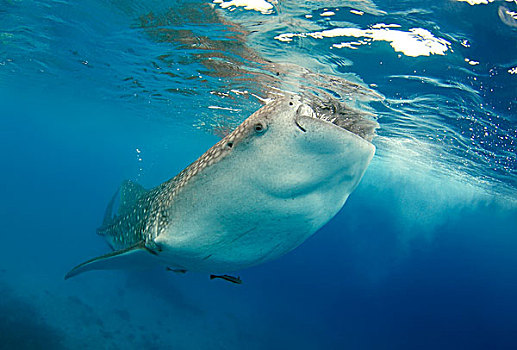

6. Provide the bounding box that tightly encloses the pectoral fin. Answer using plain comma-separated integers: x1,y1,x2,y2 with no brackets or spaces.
65,241,156,280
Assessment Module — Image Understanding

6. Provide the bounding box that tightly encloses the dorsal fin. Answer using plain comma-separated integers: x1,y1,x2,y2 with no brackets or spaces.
118,180,147,215
102,190,119,227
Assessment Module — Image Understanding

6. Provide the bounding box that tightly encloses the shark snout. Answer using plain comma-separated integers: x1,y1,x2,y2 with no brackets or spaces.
296,104,315,118
294,104,316,133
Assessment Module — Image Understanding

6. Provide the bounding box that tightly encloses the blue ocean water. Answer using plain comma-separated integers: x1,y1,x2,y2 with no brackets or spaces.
1,0,517,349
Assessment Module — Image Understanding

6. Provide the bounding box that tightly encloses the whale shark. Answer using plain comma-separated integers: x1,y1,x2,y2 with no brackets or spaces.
65,94,377,280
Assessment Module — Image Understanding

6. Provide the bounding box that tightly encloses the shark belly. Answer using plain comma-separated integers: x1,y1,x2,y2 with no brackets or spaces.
155,139,372,272
156,184,345,272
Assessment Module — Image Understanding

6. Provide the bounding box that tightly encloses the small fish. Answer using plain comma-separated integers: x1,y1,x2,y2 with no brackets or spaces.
210,274,243,284
166,267,187,274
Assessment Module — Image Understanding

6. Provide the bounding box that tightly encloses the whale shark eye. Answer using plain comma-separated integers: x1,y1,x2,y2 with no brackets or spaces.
254,123,265,133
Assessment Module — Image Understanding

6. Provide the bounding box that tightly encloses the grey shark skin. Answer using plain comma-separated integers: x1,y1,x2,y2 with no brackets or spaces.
65,95,376,279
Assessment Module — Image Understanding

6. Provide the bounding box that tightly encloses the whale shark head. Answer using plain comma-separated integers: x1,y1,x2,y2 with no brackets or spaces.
216,94,377,200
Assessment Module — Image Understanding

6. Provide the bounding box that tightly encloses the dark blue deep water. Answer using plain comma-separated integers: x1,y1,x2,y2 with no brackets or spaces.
1,0,516,349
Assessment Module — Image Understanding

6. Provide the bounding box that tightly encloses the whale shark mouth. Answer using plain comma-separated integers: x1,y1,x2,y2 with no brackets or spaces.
309,99,379,143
